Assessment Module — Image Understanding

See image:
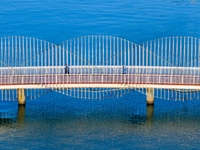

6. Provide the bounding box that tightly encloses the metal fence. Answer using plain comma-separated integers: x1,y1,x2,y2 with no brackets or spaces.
0,35,200,101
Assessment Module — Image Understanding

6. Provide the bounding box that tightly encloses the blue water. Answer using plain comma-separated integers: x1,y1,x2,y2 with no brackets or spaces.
1,0,200,149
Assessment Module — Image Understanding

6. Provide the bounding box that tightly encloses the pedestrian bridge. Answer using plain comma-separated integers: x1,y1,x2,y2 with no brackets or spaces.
0,66,199,89
0,35,200,102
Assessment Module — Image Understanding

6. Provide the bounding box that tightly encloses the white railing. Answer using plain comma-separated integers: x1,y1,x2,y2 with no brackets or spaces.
0,74,198,85
0,66,199,75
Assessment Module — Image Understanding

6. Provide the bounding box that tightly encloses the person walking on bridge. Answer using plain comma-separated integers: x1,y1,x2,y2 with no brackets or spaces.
122,66,127,74
65,64,69,74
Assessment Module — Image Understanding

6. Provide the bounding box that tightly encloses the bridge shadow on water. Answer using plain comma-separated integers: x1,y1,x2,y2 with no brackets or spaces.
129,105,154,126
1,92,200,149
0,104,26,131
1,91,200,128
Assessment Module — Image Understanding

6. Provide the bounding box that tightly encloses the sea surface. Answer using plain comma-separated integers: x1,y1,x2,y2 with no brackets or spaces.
1,0,200,149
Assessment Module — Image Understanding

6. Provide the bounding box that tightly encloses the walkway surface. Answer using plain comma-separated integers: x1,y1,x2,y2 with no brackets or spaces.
0,74,199,89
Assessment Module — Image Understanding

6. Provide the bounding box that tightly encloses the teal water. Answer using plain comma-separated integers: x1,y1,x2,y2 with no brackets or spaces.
1,0,200,149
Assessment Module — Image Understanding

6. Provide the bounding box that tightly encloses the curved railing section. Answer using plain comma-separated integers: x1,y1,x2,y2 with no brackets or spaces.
0,35,200,101
0,36,57,101
141,36,200,100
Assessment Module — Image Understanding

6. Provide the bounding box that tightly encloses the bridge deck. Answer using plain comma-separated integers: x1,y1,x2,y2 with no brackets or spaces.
0,74,199,90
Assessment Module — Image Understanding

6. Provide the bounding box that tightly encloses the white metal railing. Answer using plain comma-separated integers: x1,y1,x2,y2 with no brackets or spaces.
0,66,200,75
0,74,199,85
1,36,200,101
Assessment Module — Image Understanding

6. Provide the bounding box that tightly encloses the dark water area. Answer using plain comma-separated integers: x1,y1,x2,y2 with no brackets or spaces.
1,0,200,149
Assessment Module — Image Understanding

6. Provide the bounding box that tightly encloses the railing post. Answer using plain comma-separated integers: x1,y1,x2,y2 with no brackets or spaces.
9,75,12,85
124,74,126,84
159,75,161,84
193,76,195,85
33,74,35,84
45,74,46,85
22,75,24,84
56,74,58,84
170,75,172,84
182,75,184,84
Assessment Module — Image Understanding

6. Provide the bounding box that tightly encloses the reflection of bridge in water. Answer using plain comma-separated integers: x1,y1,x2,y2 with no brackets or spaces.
0,35,200,106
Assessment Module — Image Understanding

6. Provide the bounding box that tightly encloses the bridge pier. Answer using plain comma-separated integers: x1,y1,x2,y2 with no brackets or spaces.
17,89,26,105
146,88,154,105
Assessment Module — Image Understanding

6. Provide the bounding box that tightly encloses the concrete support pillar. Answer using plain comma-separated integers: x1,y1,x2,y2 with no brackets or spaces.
146,88,154,105
17,88,26,105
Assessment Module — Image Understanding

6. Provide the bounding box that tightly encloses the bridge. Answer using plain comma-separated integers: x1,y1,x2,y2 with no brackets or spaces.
0,35,200,105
